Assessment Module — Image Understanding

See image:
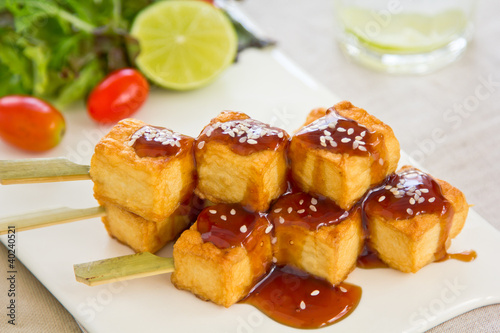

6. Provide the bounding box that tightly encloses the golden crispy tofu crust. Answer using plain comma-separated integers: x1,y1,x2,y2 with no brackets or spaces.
102,202,192,253
194,112,288,212
90,118,196,222
289,101,400,210
171,219,272,307
368,167,469,273
273,208,363,285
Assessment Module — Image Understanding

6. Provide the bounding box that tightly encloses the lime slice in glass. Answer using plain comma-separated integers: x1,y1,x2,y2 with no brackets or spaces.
340,8,468,53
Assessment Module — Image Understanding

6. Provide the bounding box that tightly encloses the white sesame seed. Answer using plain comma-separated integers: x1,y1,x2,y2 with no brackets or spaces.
347,128,354,135
428,197,436,203
274,208,282,213
221,215,227,221
197,141,205,149
339,286,347,293
247,139,258,145
279,216,285,224
415,190,422,196
320,136,326,143
272,257,277,263
358,145,367,151
409,198,416,205
287,207,293,214
239,136,247,143
310,205,317,212
394,195,403,199
299,199,304,205
379,158,384,165
311,198,318,205
385,185,392,190
240,225,247,233
321,141,327,147
418,197,425,204
337,127,346,132
278,132,284,138
272,237,277,244
230,209,236,215
300,301,306,310
378,196,386,202
355,136,363,141
311,290,320,296
407,208,414,215
341,138,351,143
324,130,331,136
421,188,429,193
209,210,217,214
397,184,404,189
330,140,337,147
265,225,273,234
353,141,359,149
297,209,305,214
360,131,366,137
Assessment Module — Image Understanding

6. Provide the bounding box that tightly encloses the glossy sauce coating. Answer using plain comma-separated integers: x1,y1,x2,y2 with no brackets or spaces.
243,265,361,329
269,192,349,231
436,250,477,263
196,118,289,156
363,168,453,260
130,126,194,158
197,204,270,250
293,107,387,181
356,246,389,269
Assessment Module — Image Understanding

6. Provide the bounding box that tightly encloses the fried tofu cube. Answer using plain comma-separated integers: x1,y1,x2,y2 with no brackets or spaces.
90,118,196,222
171,204,272,307
289,101,400,210
363,166,469,273
194,111,289,212
269,192,363,285
101,201,194,254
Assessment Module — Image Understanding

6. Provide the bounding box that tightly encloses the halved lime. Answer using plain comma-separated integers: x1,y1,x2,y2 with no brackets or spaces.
131,0,237,90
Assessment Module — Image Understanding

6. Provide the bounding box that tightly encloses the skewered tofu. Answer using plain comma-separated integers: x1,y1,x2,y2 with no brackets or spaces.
171,204,273,307
101,195,202,253
269,192,363,285
289,101,400,210
90,118,196,222
363,166,469,273
194,111,289,212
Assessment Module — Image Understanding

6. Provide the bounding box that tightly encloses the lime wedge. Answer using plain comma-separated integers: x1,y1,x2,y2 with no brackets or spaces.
340,8,468,53
131,0,237,90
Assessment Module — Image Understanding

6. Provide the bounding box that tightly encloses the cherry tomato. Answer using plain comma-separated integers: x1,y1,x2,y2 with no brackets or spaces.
87,68,149,123
0,95,66,152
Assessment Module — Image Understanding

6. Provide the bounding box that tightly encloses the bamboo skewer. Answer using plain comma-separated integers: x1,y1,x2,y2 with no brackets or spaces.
1,158,175,286
0,158,90,185
74,252,175,286
0,206,106,235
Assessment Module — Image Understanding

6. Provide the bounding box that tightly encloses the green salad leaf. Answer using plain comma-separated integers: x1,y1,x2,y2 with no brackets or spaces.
0,0,273,109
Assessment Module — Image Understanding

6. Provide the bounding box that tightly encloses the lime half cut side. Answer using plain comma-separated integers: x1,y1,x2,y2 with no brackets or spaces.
131,0,237,90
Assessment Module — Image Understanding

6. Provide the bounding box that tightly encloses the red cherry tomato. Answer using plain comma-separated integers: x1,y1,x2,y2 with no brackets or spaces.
87,68,149,123
0,95,66,152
